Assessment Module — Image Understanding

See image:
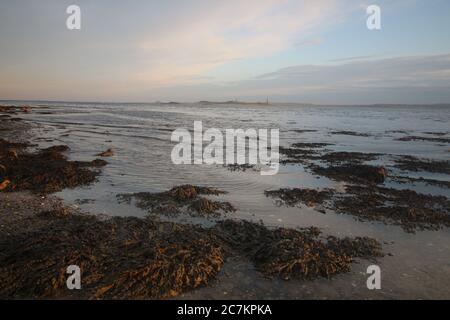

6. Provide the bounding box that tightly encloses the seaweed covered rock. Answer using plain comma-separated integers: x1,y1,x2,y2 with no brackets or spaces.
0,214,224,299
334,186,450,233
266,185,450,233
118,185,235,217
0,139,106,194
168,184,224,200
213,220,383,280
279,142,380,167
97,148,114,157
189,198,235,215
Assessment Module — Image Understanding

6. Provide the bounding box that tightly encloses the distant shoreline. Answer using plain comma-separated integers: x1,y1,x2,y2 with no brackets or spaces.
1,99,450,108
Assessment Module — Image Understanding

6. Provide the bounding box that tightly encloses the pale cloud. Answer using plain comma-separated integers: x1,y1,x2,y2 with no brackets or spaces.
329,55,378,63
146,54,450,104
0,0,361,100
295,38,324,47
134,0,346,86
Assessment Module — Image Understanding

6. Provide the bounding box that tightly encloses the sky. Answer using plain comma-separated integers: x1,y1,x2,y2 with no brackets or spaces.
1,0,450,104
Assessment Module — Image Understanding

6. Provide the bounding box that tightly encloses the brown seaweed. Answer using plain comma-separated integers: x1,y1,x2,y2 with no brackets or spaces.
333,185,450,233
265,188,334,207
265,185,450,233
394,155,450,174
118,185,236,217
311,164,388,184
0,214,223,299
397,136,450,144
330,131,371,137
213,220,383,280
0,139,106,194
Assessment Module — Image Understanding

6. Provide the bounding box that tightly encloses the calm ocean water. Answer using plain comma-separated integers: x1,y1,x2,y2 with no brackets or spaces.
5,101,450,298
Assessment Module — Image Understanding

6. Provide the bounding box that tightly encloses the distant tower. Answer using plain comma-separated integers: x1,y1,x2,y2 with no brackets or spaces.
266,97,269,105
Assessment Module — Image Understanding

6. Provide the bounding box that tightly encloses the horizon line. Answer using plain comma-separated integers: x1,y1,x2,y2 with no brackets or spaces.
1,98,450,107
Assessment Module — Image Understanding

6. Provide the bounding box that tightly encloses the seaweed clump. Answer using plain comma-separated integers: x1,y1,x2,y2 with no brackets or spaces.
319,152,380,165
0,210,384,298
265,188,334,207
394,155,450,174
397,135,450,144
0,140,106,194
213,220,383,280
265,185,450,233
0,214,223,299
279,146,320,165
333,186,450,233
225,163,255,172
291,129,318,134
330,131,371,137
312,164,388,184
118,185,236,217
390,175,450,189
0,105,31,114
290,142,332,148
279,142,380,167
